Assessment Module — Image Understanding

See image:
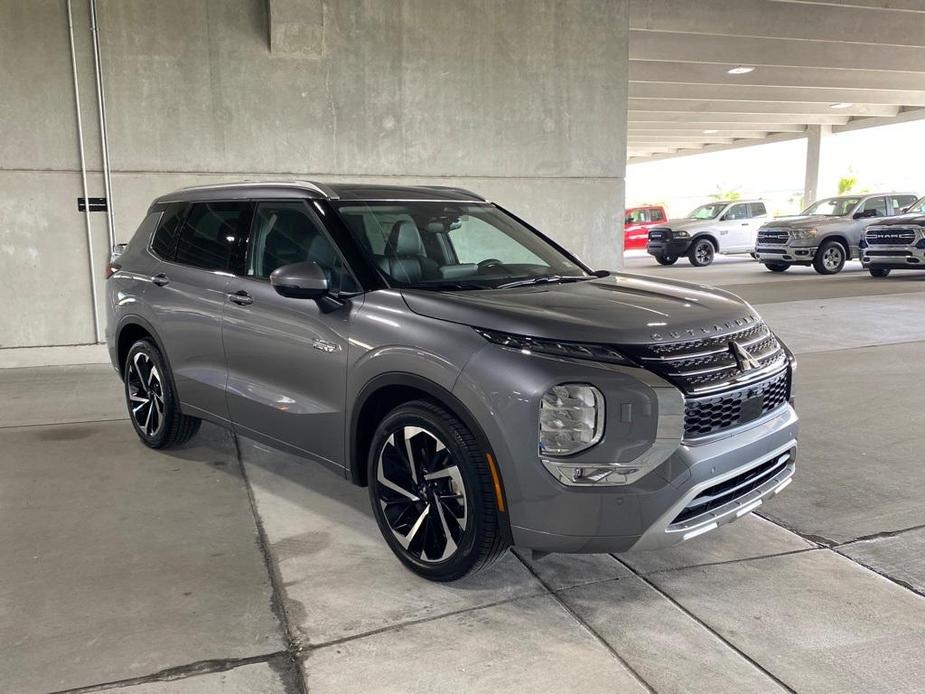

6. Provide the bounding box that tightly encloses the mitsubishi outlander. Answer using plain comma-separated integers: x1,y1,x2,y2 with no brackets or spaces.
107,182,798,581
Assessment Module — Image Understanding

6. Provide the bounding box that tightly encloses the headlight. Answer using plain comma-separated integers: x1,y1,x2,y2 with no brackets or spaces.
473,328,634,365
790,228,817,240
674,230,690,238
539,384,604,456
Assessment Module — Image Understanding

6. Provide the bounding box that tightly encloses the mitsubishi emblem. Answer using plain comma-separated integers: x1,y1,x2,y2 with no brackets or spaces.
730,341,762,372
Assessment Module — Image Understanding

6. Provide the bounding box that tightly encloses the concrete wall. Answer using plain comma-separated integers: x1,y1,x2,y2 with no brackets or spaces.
0,0,628,350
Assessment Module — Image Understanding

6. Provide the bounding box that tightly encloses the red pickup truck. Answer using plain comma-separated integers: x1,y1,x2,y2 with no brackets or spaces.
625,205,668,251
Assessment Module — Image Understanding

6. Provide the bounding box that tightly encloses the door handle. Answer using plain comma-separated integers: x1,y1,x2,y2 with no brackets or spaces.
151,273,169,287
228,290,253,306
741,222,749,226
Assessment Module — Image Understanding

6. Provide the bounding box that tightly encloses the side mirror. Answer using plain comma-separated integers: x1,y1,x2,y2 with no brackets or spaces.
270,261,329,299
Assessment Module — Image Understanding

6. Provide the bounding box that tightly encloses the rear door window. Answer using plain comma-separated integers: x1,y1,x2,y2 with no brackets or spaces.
649,208,665,222
750,202,767,217
890,195,917,214
174,201,252,271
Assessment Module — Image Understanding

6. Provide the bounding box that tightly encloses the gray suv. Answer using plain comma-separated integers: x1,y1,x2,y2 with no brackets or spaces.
753,193,918,274
107,181,798,581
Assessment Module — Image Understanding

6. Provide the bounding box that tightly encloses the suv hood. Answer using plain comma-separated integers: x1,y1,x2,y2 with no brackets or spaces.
764,214,849,230
401,275,756,347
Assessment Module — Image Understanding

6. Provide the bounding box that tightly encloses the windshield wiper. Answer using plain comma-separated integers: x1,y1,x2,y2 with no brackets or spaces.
497,275,589,289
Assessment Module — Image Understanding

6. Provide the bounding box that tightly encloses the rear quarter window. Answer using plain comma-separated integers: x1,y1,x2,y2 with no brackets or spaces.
173,201,251,271
150,203,187,260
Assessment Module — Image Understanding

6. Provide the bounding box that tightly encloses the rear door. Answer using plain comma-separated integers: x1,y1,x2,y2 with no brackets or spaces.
889,194,918,215
222,199,361,470
144,200,253,421
850,196,889,256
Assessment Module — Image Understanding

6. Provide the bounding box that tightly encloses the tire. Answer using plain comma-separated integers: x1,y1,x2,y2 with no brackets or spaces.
655,255,678,266
813,239,847,275
869,267,892,278
124,339,201,449
764,262,790,273
368,400,508,581
688,238,715,267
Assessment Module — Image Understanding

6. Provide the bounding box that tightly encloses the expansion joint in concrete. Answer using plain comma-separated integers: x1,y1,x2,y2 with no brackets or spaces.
513,553,657,694
232,432,309,694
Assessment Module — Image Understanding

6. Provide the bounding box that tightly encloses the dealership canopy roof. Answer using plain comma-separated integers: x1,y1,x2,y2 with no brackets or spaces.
627,0,925,162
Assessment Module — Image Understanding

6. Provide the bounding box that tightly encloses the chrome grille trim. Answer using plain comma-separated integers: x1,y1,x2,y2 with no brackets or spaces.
757,228,790,244
865,225,920,245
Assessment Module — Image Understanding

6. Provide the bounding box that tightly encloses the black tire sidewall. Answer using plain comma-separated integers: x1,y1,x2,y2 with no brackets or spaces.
124,339,181,449
814,240,846,275
656,255,677,265
869,267,891,278
689,238,715,266
367,403,490,580
765,263,789,272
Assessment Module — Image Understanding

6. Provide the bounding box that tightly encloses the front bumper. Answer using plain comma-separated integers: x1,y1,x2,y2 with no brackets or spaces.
648,238,692,257
510,403,798,553
752,244,817,264
862,245,925,269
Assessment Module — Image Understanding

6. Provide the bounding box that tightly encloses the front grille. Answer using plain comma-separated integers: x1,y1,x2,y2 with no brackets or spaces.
683,369,790,439
757,228,789,244
648,227,670,241
866,226,918,245
671,451,792,526
622,319,788,395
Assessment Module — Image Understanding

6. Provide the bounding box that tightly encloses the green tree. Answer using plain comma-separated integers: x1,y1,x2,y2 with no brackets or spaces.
838,176,857,194
709,186,741,201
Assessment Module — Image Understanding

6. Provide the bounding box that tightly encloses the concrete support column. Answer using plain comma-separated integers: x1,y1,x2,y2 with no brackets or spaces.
803,124,831,207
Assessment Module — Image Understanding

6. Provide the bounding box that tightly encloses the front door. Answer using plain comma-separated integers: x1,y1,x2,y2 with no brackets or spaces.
719,202,756,252
222,200,362,470
145,200,253,421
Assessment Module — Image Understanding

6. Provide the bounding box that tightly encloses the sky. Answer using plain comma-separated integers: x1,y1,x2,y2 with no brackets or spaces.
626,119,925,219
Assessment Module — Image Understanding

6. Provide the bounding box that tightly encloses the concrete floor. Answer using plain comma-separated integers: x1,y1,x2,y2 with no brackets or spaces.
2,255,925,693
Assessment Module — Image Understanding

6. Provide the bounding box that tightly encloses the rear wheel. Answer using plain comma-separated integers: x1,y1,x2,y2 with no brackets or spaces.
368,400,508,581
764,262,790,273
655,255,678,266
124,339,201,449
869,267,892,278
688,238,715,267
813,240,847,275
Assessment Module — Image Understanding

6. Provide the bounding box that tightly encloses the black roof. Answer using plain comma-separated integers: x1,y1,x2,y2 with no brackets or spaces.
153,180,487,205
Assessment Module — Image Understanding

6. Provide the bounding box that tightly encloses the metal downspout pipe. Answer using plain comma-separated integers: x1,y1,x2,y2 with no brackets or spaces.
89,0,115,251
67,0,103,344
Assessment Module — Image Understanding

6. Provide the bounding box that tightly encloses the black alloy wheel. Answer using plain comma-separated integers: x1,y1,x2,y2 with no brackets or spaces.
368,400,507,581
124,339,201,449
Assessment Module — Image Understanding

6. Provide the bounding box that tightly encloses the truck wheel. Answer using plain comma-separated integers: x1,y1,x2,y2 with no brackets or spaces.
869,267,891,278
688,238,715,267
764,262,789,273
368,400,508,581
813,240,846,275
655,255,678,266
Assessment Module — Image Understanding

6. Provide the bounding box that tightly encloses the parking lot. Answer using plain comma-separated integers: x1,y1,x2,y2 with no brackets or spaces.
2,256,924,693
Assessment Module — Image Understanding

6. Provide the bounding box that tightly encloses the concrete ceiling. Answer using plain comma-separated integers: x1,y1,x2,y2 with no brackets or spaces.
627,0,925,162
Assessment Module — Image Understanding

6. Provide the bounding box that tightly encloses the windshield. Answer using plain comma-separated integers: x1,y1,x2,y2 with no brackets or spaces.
906,197,925,214
802,196,862,216
685,203,726,220
333,202,590,290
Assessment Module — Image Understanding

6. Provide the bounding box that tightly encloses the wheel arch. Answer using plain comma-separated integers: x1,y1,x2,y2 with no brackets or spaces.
348,373,497,489
115,315,172,381
820,234,850,253
693,233,719,250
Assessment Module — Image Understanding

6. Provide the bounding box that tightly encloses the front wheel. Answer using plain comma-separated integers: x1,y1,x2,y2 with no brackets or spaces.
688,238,715,267
869,267,892,278
764,262,790,273
813,240,847,275
655,255,678,266
368,400,508,581
124,339,201,449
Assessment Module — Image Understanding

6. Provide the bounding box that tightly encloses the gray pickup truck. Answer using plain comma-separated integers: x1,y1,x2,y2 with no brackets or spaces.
753,193,918,275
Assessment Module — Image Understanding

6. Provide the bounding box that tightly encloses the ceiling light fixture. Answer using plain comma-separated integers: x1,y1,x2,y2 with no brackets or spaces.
727,66,755,75
703,129,719,134
829,102,854,109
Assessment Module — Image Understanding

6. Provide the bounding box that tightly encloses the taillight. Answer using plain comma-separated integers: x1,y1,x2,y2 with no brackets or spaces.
105,261,121,279
106,243,127,279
